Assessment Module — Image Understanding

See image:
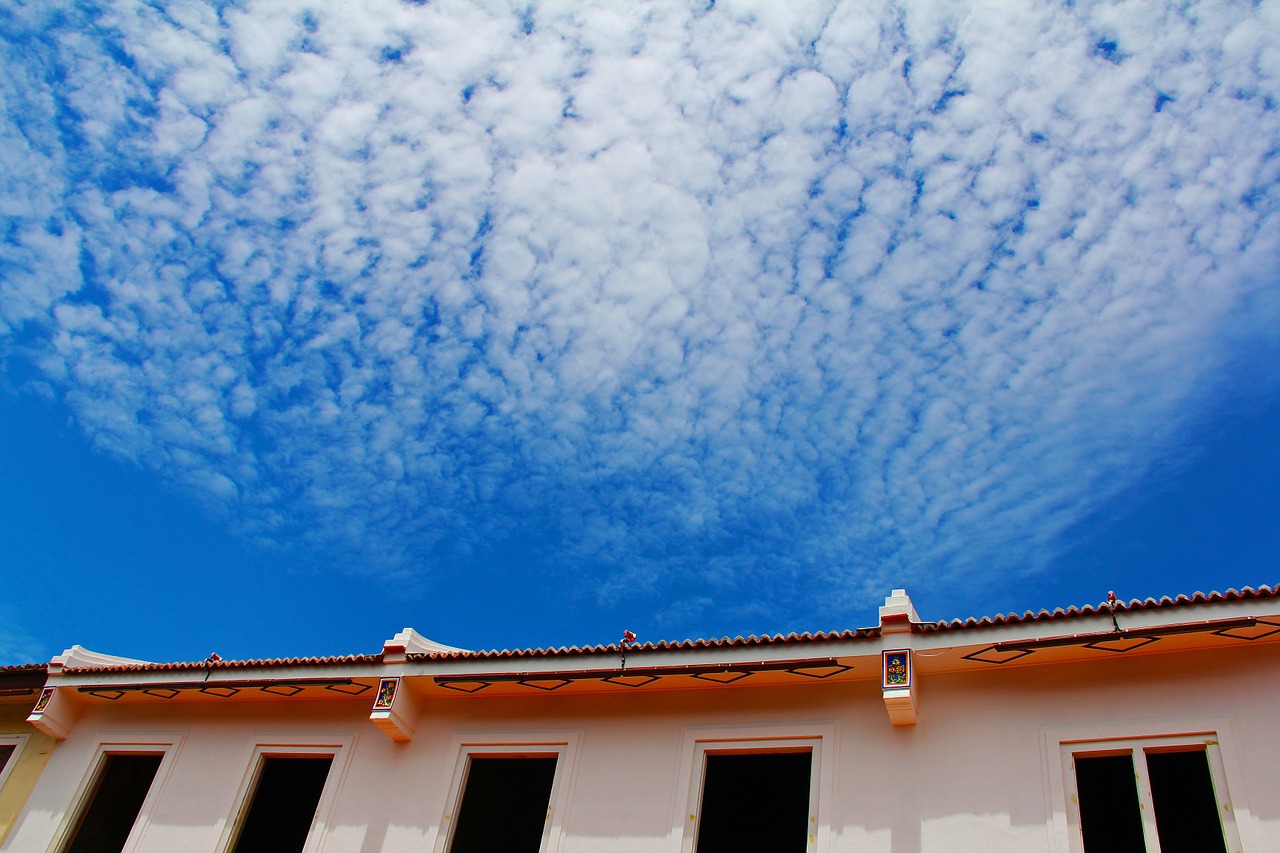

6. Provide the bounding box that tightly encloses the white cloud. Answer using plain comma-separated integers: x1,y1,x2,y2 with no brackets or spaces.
2,0,1279,622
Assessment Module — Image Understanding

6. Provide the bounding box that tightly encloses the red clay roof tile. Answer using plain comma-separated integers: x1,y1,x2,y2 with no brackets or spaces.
406,628,882,662
0,663,47,673
53,583,1279,672
65,653,383,675
919,584,1279,632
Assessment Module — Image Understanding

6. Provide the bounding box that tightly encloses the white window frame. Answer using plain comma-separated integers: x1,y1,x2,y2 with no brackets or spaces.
0,733,31,792
216,734,355,853
675,723,835,853
49,734,184,853
432,735,578,853
1057,732,1244,853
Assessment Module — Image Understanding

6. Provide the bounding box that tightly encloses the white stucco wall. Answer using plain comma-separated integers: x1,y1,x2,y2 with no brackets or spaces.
5,642,1277,852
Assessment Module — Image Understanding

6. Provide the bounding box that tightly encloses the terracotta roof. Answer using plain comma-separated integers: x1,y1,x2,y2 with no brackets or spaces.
0,663,47,673
409,585,1280,660
65,653,383,675
919,585,1280,633
0,663,48,694
408,628,884,661
52,584,1280,673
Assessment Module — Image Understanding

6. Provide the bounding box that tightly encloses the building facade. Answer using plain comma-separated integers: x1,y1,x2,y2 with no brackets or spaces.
0,665,54,848
3,586,1278,852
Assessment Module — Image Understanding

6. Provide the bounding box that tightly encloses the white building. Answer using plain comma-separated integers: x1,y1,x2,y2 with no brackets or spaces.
5,586,1278,852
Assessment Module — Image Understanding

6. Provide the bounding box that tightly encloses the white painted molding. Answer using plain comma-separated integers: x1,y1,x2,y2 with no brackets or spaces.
381,628,467,664
48,645,150,672
878,589,920,632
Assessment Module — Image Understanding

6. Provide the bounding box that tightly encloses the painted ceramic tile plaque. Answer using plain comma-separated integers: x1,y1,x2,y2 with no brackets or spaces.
374,677,399,710
882,650,911,689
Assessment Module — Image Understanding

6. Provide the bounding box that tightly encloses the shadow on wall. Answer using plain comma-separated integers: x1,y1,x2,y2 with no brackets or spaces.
357,814,388,853
891,782,921,853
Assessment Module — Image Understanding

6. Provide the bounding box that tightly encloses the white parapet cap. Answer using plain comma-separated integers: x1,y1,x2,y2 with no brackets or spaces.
47,645,152,673
382,628,468,663
879,588,921,630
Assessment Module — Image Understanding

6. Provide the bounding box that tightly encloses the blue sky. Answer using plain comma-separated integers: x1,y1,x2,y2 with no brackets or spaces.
1,0,1278,664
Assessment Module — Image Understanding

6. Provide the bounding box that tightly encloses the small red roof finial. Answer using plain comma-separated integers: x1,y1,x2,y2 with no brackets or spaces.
1105,591,1121,632
207,652,222,662
621,629,637,646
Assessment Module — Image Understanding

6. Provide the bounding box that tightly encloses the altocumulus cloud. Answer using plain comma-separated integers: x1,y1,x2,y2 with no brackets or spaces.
2,0,1279,619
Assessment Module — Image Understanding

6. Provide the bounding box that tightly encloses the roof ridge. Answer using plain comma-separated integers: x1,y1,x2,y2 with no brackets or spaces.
926,583,1278,631
36,584,1279,671
405,626,880,661
64,653,385,674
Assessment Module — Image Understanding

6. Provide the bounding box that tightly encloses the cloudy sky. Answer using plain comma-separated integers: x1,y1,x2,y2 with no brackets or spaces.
2,0,1278,663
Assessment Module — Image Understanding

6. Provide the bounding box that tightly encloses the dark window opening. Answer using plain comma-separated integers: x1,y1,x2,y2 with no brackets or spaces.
696,751,812,853
1074,747,1228,853
63,753,163,853
0,744,15,774
448,755,558,853
231,755,333,853
1147,750,1227,853
1075,754,1145,853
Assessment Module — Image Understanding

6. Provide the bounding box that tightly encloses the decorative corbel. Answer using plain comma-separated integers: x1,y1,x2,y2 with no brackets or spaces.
27,686,79,740
368,676,420,742
881,649,917,726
